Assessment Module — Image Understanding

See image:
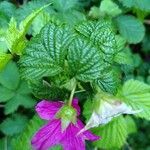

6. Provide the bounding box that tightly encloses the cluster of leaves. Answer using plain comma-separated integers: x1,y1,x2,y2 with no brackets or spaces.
0,0,150,150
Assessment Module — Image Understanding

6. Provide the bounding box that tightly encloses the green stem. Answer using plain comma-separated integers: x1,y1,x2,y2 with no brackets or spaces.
68,83,76,106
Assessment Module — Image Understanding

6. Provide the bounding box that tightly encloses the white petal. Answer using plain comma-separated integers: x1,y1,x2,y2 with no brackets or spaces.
81,100,141,132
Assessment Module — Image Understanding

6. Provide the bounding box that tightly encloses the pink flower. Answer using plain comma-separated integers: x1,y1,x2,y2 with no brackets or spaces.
31,98,100,150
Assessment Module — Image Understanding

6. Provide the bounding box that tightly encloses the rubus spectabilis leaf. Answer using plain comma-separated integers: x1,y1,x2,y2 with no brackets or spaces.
75,20,116,61
68,38,103,81
117,79,150,120
20,23,73,80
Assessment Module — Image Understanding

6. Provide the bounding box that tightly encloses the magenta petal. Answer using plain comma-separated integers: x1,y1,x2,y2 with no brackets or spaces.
77,120,100,141
60,122,85,150
72,98,80,116
36,100,63,120
31,119,62,150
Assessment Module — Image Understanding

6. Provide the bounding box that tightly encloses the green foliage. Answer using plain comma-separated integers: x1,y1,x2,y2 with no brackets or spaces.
0,1,16,28
115,15,145,44
100,0,122,17
125,116,137,134
68,38,103,81
12,115,45,150
0,114,28,136
20,19,116,87
20,23,73,80
0,0,150,149
76,21,116,61
95,69,120,94
0,61,35,114
119,0,150,12
117,79,150,120
93,116,128,149
4,4,49,55
0,53,12,71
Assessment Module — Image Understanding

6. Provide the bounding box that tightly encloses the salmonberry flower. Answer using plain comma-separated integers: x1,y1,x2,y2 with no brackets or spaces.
31,98,100,150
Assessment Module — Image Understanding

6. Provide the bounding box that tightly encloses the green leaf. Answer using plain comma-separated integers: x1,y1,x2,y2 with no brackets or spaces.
29,80,68,100
0,52,12,70
20,23,73,80
115,15,145,44
5,4,49,55
0,61,20,90
0,137,12,150
12,115,45,150
115,35,126,52
52,0,78,12
76,21,116,61
50,145,63,150
125,116,137,134
119,0,150,12
83,99,93,122
0,86,14,102
5,94,36,115
0,1,16,28
100,0,122,17
0,114,28,136
114,51,133,65
95,69,120,94
68,38,103,81
117,80,150,120
19,3,51,36
93,116,128,149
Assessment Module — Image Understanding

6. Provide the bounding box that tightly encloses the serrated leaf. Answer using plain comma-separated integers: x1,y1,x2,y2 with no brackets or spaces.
20,23,73,80
5,4,49,55
117,80,150,120
115,15,145,44
0,61,20,90
19,3,51,36
95,69,120,94
100,0,122,17
0,52,12,70
0,114,28,136
93,116,127,149
5,94,36,115
76,20,116,61
12,115,45,150
29,80,68,100
68,38,103,81
0,86,14,102
114,51,133,65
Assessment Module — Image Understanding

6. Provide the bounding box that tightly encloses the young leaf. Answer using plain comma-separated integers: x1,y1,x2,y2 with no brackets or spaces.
0,114,28,136
20,23,73,80
117,79,150,120
93,116,128,149
5,4,50,55
0,52,12,70
68,38,103,81
115,15,145,44
12,115,45,150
